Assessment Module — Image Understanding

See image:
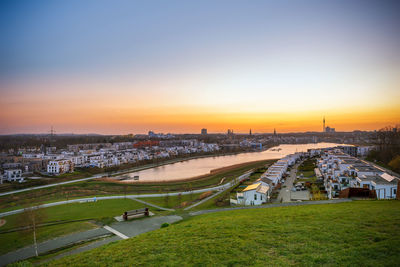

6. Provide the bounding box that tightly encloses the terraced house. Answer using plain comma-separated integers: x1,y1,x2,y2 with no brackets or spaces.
318,149,398,199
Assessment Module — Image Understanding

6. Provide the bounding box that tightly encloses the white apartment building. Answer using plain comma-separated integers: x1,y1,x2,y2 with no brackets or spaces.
3,169,23,182
47,160,74,174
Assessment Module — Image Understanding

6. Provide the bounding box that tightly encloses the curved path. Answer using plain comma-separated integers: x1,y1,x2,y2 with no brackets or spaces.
0,171,253,218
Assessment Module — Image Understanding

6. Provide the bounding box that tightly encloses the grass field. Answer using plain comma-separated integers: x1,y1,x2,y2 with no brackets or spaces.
138,192,205,209
43,200,400,266
0,199,149,254
0,160,273,212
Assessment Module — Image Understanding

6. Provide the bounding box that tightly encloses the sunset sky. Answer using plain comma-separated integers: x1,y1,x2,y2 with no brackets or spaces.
1,0,399,134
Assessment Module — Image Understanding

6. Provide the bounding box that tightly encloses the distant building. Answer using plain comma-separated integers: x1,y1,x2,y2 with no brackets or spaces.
148,131,156,138
323,117,335,133
3,169,23,182
47,160,74,175
325,126,335,133
201,128,207,135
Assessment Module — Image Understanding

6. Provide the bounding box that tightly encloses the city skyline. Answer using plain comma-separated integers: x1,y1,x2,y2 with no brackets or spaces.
1,0,400,134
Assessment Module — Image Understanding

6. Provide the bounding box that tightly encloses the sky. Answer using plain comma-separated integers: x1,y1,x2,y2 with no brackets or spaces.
0,0,399,134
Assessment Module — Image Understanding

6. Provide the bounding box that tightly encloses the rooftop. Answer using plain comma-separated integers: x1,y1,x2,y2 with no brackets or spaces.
243,183,260,192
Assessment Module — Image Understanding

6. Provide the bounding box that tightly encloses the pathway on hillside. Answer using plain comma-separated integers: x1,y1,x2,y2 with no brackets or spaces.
1,198,352,266
184,170,253,210
0,180,239,218
0,215,182,266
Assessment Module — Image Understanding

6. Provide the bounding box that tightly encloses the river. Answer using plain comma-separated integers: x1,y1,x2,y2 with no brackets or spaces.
120,143,344,182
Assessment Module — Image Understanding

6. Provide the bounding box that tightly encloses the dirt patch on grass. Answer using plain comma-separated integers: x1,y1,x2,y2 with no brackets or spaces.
0,219,6,228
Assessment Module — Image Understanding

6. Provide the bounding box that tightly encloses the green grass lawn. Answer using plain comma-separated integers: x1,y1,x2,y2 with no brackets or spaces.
0,199,148,254
1,221,95,256
44,201,400,266
138,192,204,209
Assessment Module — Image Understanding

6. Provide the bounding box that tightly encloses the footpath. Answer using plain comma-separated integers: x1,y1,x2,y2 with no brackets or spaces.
0,215,182,266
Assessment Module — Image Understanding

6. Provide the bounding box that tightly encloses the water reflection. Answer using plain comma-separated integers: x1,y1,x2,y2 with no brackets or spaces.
122,143,343,182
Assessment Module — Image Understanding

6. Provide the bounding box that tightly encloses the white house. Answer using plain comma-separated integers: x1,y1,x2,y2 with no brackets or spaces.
47,160,74,174
371,173,398,199
237,183,270,205
3,169,23,182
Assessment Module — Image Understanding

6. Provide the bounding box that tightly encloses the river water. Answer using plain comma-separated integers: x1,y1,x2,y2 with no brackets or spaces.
122,143,343,182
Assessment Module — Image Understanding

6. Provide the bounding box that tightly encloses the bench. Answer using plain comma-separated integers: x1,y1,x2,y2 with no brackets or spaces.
123,208,149,221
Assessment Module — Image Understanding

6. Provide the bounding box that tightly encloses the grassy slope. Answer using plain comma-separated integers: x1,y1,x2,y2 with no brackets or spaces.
46,200,400,266
138,192,204,209
0,199,148,254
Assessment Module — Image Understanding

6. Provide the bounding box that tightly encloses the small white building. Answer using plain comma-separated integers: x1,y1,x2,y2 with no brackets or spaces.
3,169,23,182
47,160,74,174
371,173,398,199
237,183,270,205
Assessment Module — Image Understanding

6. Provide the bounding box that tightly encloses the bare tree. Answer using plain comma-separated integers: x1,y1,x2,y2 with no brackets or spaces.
177,193,182,207
164,194,170,207
18,205,47,257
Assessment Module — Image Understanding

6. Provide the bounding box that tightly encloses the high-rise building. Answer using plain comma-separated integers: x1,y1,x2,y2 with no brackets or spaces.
249,129,252,136
323,116,325,132
201,128,207,135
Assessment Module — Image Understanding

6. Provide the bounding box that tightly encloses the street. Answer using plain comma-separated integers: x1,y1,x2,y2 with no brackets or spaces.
276,162,299,202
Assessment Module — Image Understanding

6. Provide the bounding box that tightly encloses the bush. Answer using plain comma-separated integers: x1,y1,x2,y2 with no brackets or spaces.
161,223,170,228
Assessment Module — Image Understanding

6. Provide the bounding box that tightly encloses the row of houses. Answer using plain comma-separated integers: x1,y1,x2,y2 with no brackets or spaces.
318,149,398,199
1,140,220,177
45,141,219,175
236,153,303,205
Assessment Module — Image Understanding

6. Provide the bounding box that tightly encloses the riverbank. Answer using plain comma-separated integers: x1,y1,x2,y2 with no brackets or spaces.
108,142,342,182
108,150,264,178
0,150,257,195
100,159,272,184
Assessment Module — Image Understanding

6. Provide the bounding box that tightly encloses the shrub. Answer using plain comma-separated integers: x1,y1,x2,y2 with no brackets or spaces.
161,223,170,228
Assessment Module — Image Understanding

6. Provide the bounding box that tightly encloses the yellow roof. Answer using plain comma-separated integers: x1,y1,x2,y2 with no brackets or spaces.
243,183,260,192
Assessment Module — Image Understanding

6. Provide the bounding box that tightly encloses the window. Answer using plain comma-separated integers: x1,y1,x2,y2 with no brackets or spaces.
254,194,257,200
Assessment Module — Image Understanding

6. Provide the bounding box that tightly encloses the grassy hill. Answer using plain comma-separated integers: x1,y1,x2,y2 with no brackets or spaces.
0,199,150,254
43,200,400,266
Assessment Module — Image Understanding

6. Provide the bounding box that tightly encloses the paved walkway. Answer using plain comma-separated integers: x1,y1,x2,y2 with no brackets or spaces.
103,225,129,239
0,179,242,218
184,171,252,210
0,215,182,266
0,227,111,266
